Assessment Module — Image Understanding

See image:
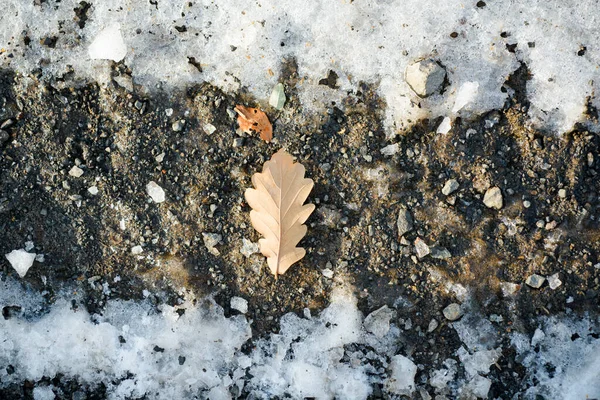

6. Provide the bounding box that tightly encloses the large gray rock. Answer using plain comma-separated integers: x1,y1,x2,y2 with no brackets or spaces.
405,59,446,98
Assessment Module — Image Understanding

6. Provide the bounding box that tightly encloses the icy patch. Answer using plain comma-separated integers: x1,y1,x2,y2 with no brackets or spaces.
5,249,36,278
88,24,127,62
0,0,597,134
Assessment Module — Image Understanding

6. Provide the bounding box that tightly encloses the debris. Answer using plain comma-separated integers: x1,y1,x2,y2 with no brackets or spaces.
381,143,399,156
240,238,259,257
235,105,273,142
172,119,185,132
202,232,222,256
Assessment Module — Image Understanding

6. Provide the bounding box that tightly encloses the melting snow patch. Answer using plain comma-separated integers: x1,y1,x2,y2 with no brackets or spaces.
88,24,127,62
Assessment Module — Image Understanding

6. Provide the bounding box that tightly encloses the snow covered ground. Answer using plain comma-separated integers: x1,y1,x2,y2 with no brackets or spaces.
1,0,599,134
1,276,599,399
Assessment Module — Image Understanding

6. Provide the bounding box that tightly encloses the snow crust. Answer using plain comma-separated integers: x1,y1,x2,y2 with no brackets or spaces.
1,0,598,134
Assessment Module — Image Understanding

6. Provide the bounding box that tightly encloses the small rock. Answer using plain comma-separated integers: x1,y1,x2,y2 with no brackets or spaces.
269,83,286,110
240,238,259,257
230,297,248,314
232,137,244,147
483,186,503,209
404,59,446,97
0,130,9,143
526,274,545,289
547,273,562,290
364,305,395,338
558,188,567,198
69,166,84,177
146,181,166,203
436,117,452,134
321,268,334,279
203,123,217,135
88,186,99,195
430,246,451,259
165,108,173,117
202,232,222,256
397,208,414,237
381,143,399,156
442,179,459,196
443,303,463,321
427,319,439,332
414,237,430,259
523,200,531,208
131,245,143,255
5,249,36,278
113,75,133,92
172,120,185,132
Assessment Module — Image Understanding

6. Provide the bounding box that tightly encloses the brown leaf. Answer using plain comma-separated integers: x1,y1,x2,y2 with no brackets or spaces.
245,149,315,277
235,105,273,142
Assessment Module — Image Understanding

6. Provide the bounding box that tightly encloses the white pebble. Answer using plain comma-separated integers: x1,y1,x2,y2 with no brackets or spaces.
146,181,166,203
131,245,143,255
69,166,84,177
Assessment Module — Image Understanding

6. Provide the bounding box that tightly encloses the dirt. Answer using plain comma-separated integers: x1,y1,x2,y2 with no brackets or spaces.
0,59,599,398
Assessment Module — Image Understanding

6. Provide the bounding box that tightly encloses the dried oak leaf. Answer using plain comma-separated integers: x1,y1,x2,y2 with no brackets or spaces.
235,105,273,142
245,149,315,277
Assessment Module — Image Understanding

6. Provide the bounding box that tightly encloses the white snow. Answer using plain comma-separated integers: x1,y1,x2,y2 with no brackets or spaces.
88,24,127,62
5,249,36,278
0,0,598,134
437,117,452,134
386,355,417,395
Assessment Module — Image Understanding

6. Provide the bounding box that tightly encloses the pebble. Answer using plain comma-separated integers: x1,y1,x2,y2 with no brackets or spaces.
526,274,545,288
558,188,567,198
165,108,173,117
414,237,430,259
397,208,414,237
442,179,459,196
548,273,562,290
155,153,165,163
0,129,8,143
404,59,446,97
172,120,185,132
202,232,222,256
427,319,439,332
146,181,166,203
230,297,248,314
321,268,334,279
436,117,452,134
381,143,399,156
203,123,217,135
69,166,84,177
232,137,244,147
88,186,99,195
240,238,259,257
443,303,463,321
523,200,531,208
430,246,451,259
269,82,286,110
483,186,503,209
131,245,143,255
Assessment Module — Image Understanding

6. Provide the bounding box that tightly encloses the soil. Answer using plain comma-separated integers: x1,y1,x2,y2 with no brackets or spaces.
0,59,599,398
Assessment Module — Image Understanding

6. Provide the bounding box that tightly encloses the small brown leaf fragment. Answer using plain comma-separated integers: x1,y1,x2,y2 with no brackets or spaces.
235,105,273,142
245,149,315,277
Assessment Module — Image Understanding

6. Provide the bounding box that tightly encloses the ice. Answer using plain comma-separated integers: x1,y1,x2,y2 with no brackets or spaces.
437,117,452,134
5,249,36,278
386,355,417,395
363,305,395,338
0,0,597,134
88,24,127,62
230,297,249,314
33,386,55,400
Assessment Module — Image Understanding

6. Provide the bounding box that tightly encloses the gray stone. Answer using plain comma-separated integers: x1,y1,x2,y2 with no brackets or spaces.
172,119,185,132
443,303,463,321
405,59,446,98
113,75,133,92
483,186,503,209
68,165,84,177
427,319,439,332
240,238,259,257
0,129,8,143
397,208,414,237
414,237,430,259
364,305,395,338
202,232,222,255
430,246,451,259
548,273,562,290
442,179,459,196
526,274,545,288
232,137,245,147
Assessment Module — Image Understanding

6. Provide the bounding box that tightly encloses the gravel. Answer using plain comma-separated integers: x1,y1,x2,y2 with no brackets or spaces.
483,186,503,209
